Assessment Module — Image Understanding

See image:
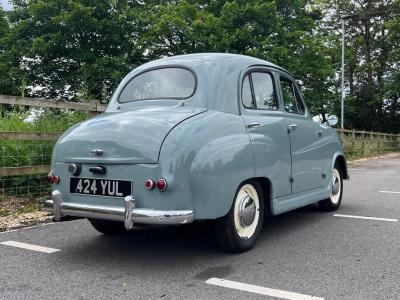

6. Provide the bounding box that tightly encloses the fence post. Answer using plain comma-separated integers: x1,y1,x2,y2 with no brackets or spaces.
398,134,400,151
383,133,387,153
87,100,100,119
361,131,366,156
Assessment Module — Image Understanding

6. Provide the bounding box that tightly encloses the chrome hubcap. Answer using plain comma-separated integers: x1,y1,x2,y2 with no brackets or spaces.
238,195,256,228
332,176,340,195
330,168,341,204
234,184,260,240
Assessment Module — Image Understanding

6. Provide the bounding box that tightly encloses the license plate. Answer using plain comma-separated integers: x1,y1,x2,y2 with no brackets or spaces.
70,177,132,197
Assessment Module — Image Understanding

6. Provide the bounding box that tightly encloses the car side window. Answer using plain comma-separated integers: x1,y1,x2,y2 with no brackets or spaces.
280,78,304,114
242,75,253,108
252,72,278,110
242,71,278,110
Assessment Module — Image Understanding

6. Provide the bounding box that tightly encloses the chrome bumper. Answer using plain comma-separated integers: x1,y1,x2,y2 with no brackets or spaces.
44,190,195,230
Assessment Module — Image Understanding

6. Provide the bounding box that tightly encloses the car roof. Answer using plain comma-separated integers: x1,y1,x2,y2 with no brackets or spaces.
108,53,294,114
136,53,290,75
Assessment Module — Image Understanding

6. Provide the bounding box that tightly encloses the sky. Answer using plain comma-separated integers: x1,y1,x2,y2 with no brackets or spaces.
0,0,11,10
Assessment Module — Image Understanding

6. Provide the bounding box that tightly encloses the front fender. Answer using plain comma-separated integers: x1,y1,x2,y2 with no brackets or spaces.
156,110,254,219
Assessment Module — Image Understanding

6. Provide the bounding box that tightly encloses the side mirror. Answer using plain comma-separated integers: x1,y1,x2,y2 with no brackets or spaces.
326,115,338,126
312,114,338,127
312,115,323,123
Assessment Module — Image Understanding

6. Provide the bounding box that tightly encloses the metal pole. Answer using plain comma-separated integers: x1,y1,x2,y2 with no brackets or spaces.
341,19,345,129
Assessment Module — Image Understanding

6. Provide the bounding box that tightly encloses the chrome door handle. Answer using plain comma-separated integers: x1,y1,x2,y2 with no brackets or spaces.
247,122,260,128
288,124,299,132
89,166,107,175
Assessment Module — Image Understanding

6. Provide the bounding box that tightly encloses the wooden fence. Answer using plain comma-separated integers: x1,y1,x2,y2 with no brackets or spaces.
0,95,105,179
337,129,400,157
0,95,106,114
0,95,400,178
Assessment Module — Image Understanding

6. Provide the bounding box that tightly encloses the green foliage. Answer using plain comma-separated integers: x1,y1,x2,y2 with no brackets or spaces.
0,109,86,133
140,0,334,113
0,0,398,132
4,0,144,100
320,0,399,132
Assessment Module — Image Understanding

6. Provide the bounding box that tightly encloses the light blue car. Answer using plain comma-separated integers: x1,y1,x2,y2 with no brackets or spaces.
45,53,349,252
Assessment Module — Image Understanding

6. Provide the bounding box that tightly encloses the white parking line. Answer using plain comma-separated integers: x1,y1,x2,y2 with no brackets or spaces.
206,278,324,300
333,214,398,222
379,191,400,194
0,241,60,253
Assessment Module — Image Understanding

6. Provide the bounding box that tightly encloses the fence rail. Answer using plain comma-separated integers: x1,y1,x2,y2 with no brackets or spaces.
0,165,51,177
0,95,106,112
0,131,61,141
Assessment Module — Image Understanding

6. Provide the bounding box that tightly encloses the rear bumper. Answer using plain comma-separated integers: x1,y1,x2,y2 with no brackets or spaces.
44,190,195,230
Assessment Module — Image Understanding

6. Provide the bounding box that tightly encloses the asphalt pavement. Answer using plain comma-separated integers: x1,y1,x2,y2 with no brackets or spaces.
0,156,399,300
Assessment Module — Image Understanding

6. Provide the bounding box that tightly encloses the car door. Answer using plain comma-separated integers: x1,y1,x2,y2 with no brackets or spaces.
240,68,292,199
278,74,324,194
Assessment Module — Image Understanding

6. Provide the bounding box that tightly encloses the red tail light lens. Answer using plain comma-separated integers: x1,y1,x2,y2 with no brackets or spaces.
145,179,155,190
46,174,53,184
53,175,60,184
156,179,167,191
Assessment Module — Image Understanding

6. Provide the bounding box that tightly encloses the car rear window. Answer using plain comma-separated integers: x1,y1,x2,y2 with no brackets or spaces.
118,67,196,102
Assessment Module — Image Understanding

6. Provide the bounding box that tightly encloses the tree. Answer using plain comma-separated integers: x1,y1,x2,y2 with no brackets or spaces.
0,6,14,95
320,0,399,132
4,0,145,101
141,0,335,114
0,0,398,132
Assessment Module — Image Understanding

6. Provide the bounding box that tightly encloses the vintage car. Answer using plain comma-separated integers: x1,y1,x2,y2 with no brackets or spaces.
45,53,349,252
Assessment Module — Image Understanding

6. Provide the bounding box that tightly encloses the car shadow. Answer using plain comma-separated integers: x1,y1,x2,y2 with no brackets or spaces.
53,204,328,277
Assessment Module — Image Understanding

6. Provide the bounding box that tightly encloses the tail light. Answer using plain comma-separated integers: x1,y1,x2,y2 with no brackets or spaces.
145,179,155,190
53,175,60,184
156,179,167,191
46,173,60,184
46,173,54,184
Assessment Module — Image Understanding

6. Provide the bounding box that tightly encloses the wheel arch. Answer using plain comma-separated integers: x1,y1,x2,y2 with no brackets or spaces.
334,154,349,180
244,177,273,217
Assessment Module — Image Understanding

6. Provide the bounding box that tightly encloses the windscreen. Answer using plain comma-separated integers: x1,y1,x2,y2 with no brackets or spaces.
119,67,196,102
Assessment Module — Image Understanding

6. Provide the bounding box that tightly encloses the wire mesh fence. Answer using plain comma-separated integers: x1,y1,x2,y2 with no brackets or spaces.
0,141,54,207
0,95,104,209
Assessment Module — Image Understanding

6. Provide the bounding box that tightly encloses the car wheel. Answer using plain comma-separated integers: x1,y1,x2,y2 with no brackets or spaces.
89,219,127,235
318,162,343,212
215,180,264,253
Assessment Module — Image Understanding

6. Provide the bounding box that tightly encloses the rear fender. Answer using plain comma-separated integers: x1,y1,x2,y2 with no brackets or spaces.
156,111,254,219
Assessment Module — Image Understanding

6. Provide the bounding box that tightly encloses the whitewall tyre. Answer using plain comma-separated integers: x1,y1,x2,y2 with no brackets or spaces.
318,162,343,212
215,180,264,253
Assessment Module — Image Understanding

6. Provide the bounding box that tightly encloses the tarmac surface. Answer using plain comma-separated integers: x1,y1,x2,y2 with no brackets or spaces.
0,157,399,299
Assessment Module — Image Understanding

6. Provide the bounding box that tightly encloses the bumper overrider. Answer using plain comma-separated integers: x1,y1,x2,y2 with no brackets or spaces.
44,190,195,230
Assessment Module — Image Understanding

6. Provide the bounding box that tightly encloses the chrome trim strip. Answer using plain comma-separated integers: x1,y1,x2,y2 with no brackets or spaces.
45,190,195,226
